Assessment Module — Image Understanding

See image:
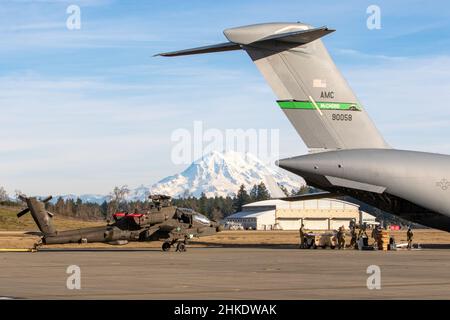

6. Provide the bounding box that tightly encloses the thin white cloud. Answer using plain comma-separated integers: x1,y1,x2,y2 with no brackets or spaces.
336,48,407,61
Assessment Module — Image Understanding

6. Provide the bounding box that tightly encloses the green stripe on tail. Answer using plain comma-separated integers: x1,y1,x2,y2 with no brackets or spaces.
277,100,361,111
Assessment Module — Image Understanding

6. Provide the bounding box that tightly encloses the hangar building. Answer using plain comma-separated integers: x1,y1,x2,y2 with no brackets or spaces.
225,199,375,231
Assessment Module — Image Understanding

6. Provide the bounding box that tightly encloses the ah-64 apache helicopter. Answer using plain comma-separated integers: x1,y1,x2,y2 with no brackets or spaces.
17,194,222,252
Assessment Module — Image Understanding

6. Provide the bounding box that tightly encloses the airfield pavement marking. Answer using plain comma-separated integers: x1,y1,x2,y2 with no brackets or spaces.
1,248,450,299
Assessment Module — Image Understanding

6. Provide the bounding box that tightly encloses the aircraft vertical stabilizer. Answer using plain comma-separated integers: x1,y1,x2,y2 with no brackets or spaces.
157,22,390,151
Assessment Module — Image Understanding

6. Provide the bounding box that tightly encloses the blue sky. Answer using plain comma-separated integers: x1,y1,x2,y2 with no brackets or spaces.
1,0,450,195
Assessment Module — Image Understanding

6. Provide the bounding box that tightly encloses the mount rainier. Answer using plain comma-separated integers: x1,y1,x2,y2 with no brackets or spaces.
150,151,302,198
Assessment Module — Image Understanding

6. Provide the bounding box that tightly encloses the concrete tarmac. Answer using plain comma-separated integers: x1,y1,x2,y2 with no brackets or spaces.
1,247,449,299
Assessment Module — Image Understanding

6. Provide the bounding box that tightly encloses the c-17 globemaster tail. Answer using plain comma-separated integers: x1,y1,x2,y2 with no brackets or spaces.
158,21,450,232
157,22,389,152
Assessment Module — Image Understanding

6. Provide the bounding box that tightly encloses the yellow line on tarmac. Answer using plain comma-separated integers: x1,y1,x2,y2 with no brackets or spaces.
0,248,37,252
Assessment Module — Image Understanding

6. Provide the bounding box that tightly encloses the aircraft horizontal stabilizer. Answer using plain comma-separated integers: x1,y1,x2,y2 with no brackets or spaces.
155,26,334,57
154,42,241,57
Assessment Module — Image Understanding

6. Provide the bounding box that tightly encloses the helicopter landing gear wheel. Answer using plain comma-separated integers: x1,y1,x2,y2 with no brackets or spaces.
176,241,186,252
162,242,171,252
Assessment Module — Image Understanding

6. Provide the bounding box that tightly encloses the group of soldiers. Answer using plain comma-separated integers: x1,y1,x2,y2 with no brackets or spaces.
298,221,415,250
369,224,414,249
298,224,346,249
349,220,370,248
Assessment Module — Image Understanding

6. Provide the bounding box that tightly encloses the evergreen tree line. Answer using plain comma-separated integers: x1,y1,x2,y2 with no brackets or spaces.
44,198,160,221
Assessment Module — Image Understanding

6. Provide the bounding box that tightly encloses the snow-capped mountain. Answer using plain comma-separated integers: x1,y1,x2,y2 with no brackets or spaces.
149,151,303,198
49,151,304,202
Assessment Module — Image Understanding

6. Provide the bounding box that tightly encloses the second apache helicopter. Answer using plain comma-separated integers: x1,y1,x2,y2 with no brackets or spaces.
17,194,222,252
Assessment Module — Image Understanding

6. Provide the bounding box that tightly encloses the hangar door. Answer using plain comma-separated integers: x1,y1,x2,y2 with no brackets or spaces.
277,218,301,230
303,219,329,230
329,219,352,230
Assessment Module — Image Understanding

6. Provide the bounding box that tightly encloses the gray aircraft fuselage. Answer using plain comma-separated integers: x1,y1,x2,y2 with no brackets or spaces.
278,149,450,232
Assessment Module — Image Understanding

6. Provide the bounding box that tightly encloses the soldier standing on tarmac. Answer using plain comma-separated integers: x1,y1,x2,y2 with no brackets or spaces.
350,224,358,249
371,225,380,245
358,223,368,239
299,224,306,248
349,219,355,230
407,227,414,249
337,226,346,249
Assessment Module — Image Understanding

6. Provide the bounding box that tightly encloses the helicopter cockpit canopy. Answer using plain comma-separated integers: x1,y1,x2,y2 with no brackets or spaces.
192,213,211,225
175,208,211,225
